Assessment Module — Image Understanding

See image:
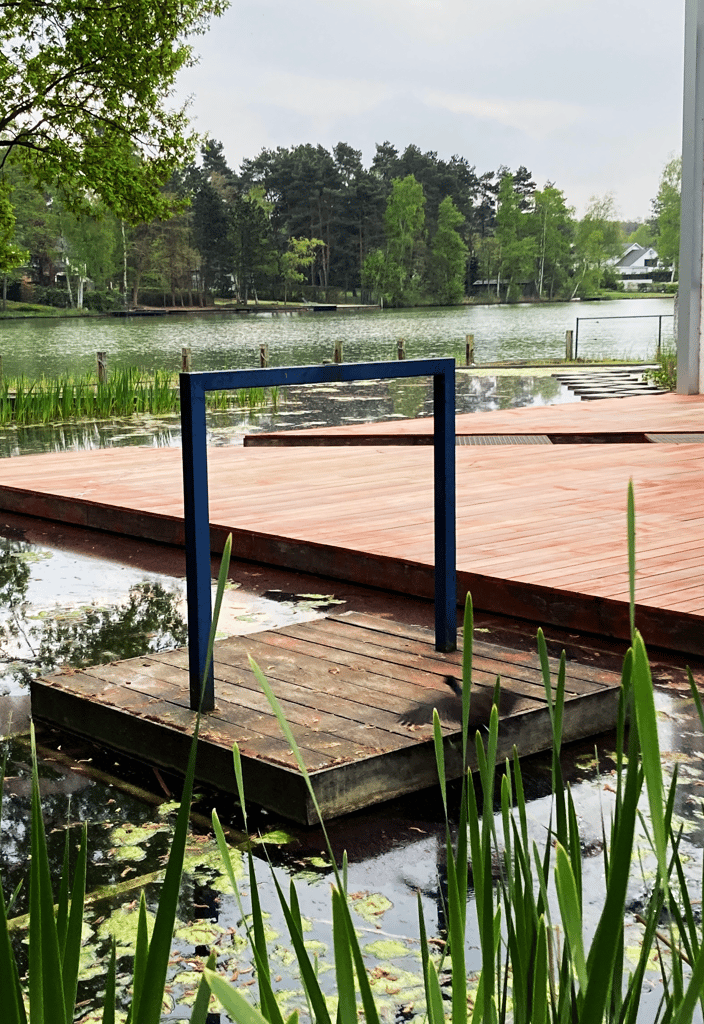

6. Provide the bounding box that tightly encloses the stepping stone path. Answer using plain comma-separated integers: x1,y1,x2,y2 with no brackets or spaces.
552,366,666,400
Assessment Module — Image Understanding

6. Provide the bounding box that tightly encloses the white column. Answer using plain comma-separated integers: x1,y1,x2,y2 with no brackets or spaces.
678,0,704,393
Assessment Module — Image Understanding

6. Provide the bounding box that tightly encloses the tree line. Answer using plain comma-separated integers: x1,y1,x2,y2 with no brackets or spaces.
2,140,682,309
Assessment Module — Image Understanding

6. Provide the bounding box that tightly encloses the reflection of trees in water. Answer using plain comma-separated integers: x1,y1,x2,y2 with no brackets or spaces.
0,538,187,685
387,379,426,420
0,420,180,458
457,374,561,414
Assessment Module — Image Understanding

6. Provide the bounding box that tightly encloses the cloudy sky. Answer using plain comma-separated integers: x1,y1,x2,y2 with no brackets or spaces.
175,0,685,221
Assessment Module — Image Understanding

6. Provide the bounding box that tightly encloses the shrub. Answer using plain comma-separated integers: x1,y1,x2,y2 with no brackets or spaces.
82,290,122,313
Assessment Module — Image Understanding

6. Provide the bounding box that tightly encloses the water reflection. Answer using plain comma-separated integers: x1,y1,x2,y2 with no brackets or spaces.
0,536,187,694
0,374,577,456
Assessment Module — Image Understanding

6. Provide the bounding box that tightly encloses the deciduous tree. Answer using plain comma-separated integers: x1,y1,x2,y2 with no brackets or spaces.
383,175,426,305
0,0,229,225
652,157,681,280
572,193,623,297
428,196,467,305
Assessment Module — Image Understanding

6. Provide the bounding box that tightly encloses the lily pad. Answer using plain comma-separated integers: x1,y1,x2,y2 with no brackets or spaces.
350,892,393,922
364,939,416,960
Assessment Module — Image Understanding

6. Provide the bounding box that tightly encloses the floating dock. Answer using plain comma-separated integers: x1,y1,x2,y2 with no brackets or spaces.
31,612,622,823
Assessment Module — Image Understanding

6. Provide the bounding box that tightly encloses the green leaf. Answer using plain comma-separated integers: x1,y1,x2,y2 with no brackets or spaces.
203,970,271,1024
102,940,116,1024
424,957,445,1024
554,843,587,993
332,888,357,1024
632,630,667,890
62,823,88,1021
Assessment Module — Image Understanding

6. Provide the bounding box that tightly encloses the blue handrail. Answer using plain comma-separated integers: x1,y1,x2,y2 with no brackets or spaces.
180,359,457,711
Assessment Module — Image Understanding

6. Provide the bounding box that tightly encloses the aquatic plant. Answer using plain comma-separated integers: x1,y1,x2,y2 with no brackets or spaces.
645,344,677,390
3,491,704,1023
0,370,279,426
206,483,704,1024
0,536,233,1024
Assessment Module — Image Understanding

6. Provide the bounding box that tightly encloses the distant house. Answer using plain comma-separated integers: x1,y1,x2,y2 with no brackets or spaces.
611,243,660,290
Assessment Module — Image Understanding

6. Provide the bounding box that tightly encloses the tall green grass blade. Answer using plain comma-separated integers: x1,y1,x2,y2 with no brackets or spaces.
581,720,642,1024
232,743,249,834
332,888,358,1024
461,592,473,770
131,534,232,1024
62,823,88,1021
268,871,332,1024
248,851,272,991
203,969,271,1024
56,831,71,952
632,631,667,891
554,843,587,994
189,950,216,1024
29,723,67,1024
445,841,468,1024
687,667,704,732
0,884,27,1024
424,957,445,1024
417,891,433,1018
432,709,448,820
566,788,582,911
247,656,340,876
532,915,549,1024
129,893,150,1024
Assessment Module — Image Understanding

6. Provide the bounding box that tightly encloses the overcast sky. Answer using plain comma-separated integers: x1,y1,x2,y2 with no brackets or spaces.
175,0,685,222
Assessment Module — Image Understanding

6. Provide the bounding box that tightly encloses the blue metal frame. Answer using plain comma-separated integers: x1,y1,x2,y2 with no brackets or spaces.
180,359,456,711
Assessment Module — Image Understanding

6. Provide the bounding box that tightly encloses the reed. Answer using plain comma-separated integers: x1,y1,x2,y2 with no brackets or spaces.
3,489,704,1023
0,536,233,1024
206,482,704,1024
0,370,279,426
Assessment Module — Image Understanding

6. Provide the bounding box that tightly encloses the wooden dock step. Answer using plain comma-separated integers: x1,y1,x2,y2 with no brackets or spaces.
31,612,622,823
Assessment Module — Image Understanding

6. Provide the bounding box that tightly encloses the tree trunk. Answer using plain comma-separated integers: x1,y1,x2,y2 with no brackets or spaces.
121,221,128,308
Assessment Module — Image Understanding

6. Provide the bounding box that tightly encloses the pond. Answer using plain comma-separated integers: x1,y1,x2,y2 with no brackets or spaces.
0,298,674,378
2,512,704,1022
0,295,698,1022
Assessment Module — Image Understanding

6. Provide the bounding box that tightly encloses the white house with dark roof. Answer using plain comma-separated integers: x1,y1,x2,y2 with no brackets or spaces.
611,243,660,289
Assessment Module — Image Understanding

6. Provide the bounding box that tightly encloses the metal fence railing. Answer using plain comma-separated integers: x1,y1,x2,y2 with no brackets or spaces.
180,359,457,711
574,314,674,359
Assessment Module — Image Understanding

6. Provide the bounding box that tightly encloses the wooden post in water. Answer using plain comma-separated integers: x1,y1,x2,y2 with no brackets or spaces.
97,351,107,383
397,338,406,360
466,334,475,366
334,339,343,363
181,347,192,372
260,343,269,368
565,330,574,361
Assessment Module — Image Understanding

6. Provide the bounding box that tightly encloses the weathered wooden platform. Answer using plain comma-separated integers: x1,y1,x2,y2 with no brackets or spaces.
31,612,622,822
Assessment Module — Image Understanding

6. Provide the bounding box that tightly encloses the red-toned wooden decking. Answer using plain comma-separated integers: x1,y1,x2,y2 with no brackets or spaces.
245,391,704,444
0,392,702,655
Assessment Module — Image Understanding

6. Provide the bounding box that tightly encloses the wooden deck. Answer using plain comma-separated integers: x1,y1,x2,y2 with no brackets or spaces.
0,398,702,655
9,391,701,818
245,392,704,445
30,612,622,822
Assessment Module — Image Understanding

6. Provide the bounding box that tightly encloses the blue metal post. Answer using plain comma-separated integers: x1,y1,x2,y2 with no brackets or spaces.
433,368,457,651
179,358,458,699
180,374,215,711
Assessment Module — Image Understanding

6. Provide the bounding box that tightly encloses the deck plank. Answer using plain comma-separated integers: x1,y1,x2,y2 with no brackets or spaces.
31,614,622,822
1,396,702,657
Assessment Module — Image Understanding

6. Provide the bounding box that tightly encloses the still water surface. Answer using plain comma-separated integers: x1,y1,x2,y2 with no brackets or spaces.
0,295,697,1022
0,298,674,377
